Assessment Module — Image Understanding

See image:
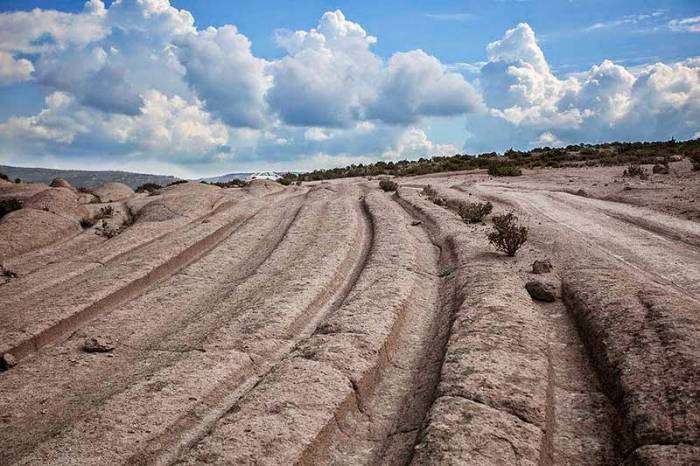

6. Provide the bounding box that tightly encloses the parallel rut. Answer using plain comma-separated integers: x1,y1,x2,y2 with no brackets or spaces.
323,193,459,465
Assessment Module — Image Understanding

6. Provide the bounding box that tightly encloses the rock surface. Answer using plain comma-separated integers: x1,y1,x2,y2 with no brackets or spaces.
91,182,134,202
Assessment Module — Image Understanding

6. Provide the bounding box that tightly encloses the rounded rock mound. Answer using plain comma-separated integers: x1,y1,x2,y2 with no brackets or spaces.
49,178,74,189
0,208,80,261
91,182,134,202
23,187,88,221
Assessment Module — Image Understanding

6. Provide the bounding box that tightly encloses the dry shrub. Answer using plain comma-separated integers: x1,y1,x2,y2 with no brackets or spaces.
457,201,493,223
421,185,445,206
622,165,649,180
95,205,114,220
487,212,528,256
379,178,398,192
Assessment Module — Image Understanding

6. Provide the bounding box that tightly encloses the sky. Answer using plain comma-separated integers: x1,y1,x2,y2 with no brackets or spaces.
0,0,698,177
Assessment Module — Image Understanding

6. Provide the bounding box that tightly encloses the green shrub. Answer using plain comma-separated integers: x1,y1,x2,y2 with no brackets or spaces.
487,212,528,256
135,183,162,194
0,198,22,219
457,201,493,224
0,172,8,182
379,178,398,192
488,162,522,177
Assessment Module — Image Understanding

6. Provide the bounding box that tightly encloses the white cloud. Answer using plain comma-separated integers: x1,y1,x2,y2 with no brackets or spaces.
476,22,700,147
267,10,381,127
0,2,107,54
381,127,459,160
668,16,700,33
175,25,270,128
369,49,483,124
0,51,34,84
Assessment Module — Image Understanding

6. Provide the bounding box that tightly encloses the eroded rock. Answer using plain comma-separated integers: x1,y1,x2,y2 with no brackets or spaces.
525,279,558,302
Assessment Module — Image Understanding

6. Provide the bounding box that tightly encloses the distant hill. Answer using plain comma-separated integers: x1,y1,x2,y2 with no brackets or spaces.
0,165,180,189
197,172,253,183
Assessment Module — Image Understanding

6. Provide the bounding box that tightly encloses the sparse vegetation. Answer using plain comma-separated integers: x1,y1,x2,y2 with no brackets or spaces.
421,185,445,206
379,178,398,192
80,218,96,229
622,164,649,180
14,178,20,184
0,198,22,219
488,161,522,177
167,179,188,187
457,201,493,224
77,186,92,194
0,172,8,182
289,138,699,181
487,212,528,256
95,205,114,220
135,183,162,194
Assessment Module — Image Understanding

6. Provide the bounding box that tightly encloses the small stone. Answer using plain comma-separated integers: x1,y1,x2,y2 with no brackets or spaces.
411,220,422,226
83,337,114,353
531,259,553,274
525,280,558,302
0,353,17,370
575,189,587,197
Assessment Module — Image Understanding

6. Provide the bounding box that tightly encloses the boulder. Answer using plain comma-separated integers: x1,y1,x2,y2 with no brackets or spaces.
525,279,558,302
531,259,553,274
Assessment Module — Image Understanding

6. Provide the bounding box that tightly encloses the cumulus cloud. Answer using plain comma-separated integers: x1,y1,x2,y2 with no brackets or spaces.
175,25,269,128
0,51,34,85
0,89,230,162
369,49,483,124
267,10,381,127
381,127,459,160
475,22,700,148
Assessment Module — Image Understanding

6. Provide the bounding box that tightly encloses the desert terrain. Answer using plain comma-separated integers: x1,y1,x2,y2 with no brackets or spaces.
0,161,698,465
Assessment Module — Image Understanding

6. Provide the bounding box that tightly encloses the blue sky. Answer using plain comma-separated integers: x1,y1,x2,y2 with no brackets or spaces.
0,0,698,176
